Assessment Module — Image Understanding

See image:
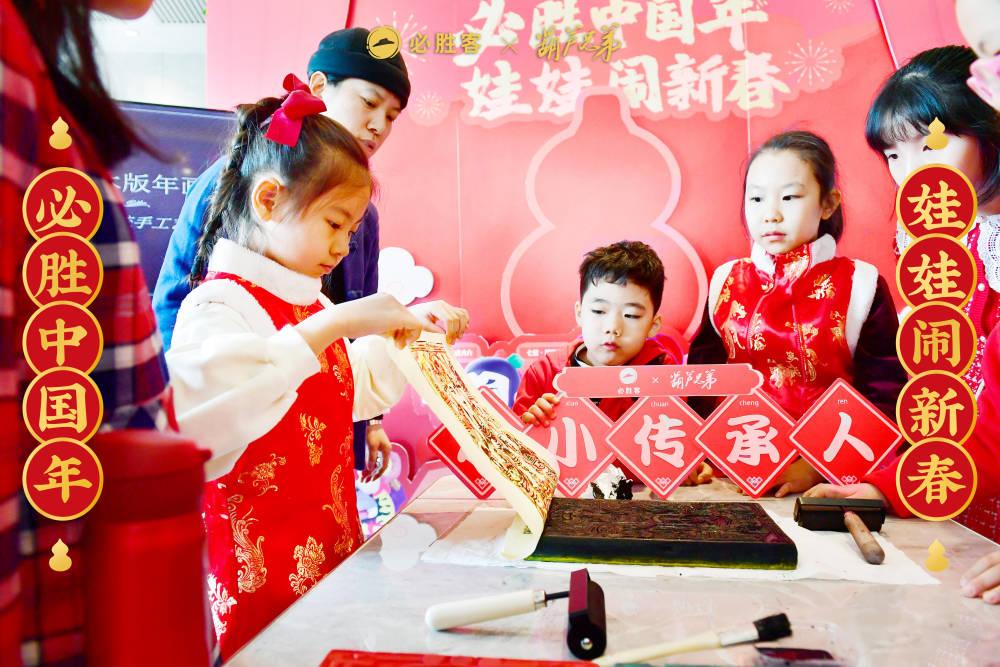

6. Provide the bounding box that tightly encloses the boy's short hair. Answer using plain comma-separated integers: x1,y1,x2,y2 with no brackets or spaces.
579,241,665,311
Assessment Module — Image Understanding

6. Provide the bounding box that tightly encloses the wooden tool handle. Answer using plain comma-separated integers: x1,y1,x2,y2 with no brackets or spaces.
844,510,885,565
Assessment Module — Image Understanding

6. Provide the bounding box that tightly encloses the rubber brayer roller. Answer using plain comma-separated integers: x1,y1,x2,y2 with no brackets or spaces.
425,568,607,660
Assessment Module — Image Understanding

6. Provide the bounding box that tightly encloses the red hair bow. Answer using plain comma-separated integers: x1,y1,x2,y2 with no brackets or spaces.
264,74,327,146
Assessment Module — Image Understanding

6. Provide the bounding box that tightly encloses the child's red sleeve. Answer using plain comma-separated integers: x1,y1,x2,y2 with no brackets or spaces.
866,456,912,517
513,359,556,417
867,329,1000,516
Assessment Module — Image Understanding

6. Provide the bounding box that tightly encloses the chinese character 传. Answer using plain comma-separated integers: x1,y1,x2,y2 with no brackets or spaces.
633,414,686,467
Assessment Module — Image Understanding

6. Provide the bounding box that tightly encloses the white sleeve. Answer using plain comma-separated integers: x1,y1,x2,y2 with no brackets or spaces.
167,283,321,480
348,335,409,421
845,259,879,356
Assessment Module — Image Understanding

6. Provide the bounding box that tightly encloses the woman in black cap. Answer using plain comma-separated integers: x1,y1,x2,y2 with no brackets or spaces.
154,27,412,483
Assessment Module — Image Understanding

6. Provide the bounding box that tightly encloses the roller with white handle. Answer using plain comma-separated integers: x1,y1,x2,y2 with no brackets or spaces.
425,589,550,630
426,570,606,661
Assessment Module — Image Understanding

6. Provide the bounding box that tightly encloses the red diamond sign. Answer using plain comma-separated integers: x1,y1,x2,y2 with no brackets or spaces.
525,395,614,498
426,388,524,499
427,427,494,499
695,389,797,498
605,396,706,498
790,379,902,485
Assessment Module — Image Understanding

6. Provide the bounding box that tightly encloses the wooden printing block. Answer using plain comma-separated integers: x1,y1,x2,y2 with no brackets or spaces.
528,498,798,569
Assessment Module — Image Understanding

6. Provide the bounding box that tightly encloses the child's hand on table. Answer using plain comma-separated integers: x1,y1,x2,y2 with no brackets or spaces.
682,461,714,486
962,552,1000,604
802,484,889,507
802,482,888,504
771,458,825,497
521,393,560,428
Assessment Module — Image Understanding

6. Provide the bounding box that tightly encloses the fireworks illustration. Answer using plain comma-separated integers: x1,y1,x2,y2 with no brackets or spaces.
412,91,449,126
785,40,843,92
374,11,429,63
825,0,854,14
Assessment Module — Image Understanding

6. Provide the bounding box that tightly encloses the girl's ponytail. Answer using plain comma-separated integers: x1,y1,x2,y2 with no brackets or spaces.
190,97,283,284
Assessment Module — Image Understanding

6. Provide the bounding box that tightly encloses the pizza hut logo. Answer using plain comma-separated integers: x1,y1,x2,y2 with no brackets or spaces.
619,368,638,385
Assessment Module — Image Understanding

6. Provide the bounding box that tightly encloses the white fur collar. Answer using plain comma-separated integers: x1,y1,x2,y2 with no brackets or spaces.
750,234,838,275
207,239,321,306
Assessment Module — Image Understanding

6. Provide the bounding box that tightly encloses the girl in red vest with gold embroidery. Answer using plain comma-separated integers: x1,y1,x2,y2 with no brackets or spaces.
166,83,468,660
688,131,907,497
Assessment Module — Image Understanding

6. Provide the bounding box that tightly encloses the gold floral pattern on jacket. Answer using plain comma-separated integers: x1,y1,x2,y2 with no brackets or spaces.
226,493,244,515
300,413,327,466
207,573,237,637
238,453,287,496
718,275,735,306
749,313,766,351
768,353,802,389
803,348,819,382
784,252,810,281
329,343,351,397
289,536,326,595
728,301,747,320
809,274,836,300
233,508,267,594
721,319,745,359
830,310,846,342
322,465,352,532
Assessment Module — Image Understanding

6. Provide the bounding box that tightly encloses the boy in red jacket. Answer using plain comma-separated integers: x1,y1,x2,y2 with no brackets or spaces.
513,241,713,493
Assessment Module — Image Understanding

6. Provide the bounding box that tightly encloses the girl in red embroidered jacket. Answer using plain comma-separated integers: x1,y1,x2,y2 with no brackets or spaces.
165,90,468,660
688,131,907,497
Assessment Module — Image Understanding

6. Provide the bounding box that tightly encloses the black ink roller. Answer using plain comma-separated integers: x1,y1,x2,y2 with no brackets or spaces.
795,497,886,565
425,568,606,660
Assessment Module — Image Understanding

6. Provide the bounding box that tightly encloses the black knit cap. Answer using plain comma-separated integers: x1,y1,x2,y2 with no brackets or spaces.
307,27,411,109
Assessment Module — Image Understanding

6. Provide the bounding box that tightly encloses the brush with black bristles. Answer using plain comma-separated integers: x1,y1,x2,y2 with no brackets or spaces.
594,613,791,665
